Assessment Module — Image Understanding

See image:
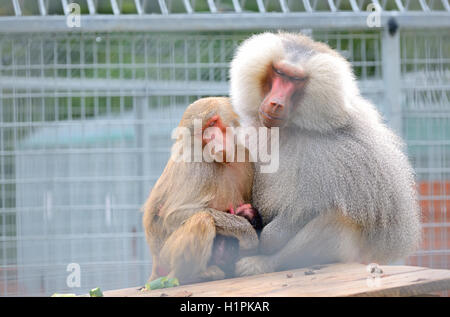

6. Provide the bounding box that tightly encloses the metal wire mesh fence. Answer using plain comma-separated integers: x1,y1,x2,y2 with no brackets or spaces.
400,29,450,271
0,1,449,297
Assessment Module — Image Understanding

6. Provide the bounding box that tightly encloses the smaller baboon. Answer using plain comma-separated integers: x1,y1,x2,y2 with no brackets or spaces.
143,97,261,284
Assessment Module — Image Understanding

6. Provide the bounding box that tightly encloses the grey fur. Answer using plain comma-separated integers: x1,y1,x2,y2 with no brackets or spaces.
229,32,421,275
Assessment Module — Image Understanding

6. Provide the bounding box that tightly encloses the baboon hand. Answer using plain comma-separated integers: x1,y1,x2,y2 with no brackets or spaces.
230,204,263,231
235,255,275,277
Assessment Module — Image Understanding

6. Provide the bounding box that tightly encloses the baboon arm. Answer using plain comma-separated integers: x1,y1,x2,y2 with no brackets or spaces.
162,207,259,252
162,208,206,232
164,207,259,251
259,216,296,255
269,212,362,269
208,208,259,251
235,214,338,276
259,210,319,255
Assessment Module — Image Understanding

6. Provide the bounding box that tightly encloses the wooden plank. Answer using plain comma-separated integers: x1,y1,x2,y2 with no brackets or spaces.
103,263,450,297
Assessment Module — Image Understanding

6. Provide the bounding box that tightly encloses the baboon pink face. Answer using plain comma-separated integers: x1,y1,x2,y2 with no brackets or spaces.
259,61,308,128
201,115,229,162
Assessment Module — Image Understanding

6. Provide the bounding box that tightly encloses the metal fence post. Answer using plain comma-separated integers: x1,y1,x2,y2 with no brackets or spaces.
134,96,149,202
134,95,152,279
381,20,402,135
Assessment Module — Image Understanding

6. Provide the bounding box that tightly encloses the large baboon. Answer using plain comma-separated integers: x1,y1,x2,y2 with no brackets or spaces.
229,32,421,276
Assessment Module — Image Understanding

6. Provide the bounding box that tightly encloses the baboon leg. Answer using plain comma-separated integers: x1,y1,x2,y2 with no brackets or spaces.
236,212,363,276
199,265,226,281
160,211,220,284
148,255,161,282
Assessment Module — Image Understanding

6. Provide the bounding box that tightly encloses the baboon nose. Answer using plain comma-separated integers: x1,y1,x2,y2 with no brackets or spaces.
269,102,284,114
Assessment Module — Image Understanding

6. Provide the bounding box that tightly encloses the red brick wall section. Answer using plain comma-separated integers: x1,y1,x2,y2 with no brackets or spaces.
407,181,450,269
406,181,450,296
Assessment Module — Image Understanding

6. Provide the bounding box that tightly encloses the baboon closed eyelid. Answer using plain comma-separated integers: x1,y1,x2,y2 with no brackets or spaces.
272,66,284,76
205,115,220,129
292,76,307,82
272,65,305,82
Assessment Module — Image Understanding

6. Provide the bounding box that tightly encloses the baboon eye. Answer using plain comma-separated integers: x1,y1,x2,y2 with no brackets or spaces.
273,67,284,76
291,76,306,82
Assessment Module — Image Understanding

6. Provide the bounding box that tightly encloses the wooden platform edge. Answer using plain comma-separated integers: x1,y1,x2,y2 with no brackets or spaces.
103,263,450,297
352,275,450,297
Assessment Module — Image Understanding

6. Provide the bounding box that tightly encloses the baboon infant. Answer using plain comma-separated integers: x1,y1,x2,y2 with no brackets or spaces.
143,97,262,284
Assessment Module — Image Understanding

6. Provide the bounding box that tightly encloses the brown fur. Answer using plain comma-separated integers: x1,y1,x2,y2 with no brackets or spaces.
143,97,259,284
